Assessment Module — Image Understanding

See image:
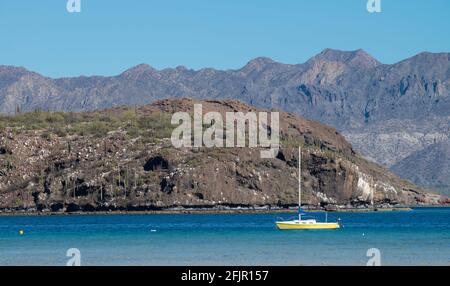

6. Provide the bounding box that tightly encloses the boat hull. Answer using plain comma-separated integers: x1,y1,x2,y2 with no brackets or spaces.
276,221,340,230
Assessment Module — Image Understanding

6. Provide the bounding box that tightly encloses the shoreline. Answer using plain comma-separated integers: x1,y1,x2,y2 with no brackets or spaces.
0,205,448,217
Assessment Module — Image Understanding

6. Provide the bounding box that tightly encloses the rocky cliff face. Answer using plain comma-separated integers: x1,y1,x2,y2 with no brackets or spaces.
1,49,449,194
0,99,446,213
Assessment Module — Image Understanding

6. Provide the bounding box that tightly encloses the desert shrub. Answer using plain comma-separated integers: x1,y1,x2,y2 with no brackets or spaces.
53,127,68,137
45,112,67,124
125,124,140,139
138,114,173,139
121,109,138,122
40,131,52,140
70,123,87,136
3,158,15,172
86,121,110,138
14,198,23,208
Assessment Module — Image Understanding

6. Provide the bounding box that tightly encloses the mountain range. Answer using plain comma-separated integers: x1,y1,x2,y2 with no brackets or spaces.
1,49,449,194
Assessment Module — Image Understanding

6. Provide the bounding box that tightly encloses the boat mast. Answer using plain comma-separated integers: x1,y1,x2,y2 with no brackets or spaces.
298,146,302,221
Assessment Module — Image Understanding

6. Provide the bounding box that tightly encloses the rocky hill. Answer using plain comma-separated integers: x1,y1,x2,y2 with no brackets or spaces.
0,99,446,213
391,140,450,197
1,49,449,194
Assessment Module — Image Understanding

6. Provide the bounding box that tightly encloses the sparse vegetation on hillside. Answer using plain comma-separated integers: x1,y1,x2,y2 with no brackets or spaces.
0,99,446,213
0,108,173,140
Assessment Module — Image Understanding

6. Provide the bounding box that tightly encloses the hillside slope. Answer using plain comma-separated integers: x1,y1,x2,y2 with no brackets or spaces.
0,99,446,213
391,140,450,197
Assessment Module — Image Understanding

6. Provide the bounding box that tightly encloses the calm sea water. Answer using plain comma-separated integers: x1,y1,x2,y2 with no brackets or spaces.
0,208,448,266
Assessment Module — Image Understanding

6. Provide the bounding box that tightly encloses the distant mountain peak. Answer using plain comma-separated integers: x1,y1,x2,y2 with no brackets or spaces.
120,64,155,76
0,65,30,75
400,51,450,64
311,48,380,68
240,57,277,73
0,65,37,86
247,57,275,65
175,65,188,71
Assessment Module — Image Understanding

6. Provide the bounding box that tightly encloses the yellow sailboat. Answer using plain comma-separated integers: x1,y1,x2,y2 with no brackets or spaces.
276,147,341,230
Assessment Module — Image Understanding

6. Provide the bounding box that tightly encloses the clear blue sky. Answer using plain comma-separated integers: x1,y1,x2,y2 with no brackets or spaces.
0,0,449,77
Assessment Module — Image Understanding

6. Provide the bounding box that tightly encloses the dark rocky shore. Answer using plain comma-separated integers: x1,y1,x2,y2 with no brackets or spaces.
0,204,418,216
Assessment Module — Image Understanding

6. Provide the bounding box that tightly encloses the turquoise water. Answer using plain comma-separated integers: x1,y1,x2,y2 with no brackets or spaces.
0,208,449,266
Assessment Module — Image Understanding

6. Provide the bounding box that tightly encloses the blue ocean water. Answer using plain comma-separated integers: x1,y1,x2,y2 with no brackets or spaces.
0,208,449,266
